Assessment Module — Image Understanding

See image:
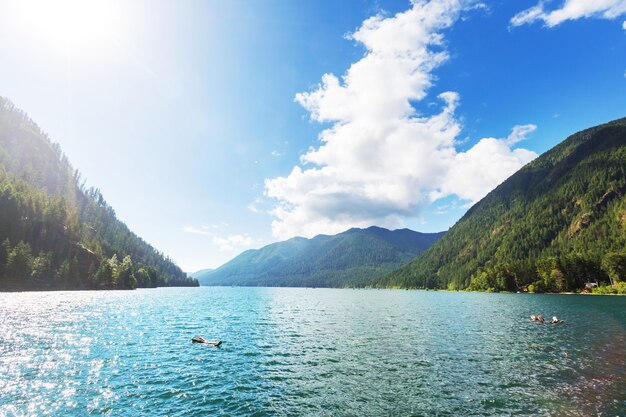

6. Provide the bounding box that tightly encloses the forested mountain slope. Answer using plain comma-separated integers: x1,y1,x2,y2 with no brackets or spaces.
188,268,213,279
0,97,198,290
377,117,626,292
197,226,444,287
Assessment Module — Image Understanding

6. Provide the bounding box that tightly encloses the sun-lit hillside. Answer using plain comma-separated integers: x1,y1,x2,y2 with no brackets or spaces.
0,97,198,290
379,117,626,292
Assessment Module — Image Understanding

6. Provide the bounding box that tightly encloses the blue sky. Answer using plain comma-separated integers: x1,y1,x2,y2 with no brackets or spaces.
0,0,624,272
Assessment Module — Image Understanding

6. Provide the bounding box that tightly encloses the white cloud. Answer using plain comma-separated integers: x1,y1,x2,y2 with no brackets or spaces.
212,234,254,251
182,226,212,236
247,198,263,213
271,150,284,157
182,222,228,235
511,0,626,27
623,19,626,29
504,124,537,145
264,0,537,240
433,126,538,202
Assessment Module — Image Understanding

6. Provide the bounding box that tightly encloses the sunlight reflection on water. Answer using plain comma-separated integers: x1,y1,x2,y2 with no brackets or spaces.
1,288,626,416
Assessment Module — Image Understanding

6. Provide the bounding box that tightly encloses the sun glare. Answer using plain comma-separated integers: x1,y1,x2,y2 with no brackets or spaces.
16,0,119,49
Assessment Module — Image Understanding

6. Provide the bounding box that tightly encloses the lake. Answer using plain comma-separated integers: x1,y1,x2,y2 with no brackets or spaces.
1,287,625,416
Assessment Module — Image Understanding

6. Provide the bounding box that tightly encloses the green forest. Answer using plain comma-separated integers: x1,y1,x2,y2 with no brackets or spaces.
0,97,198,290
377,117,626,294
197,226,443,287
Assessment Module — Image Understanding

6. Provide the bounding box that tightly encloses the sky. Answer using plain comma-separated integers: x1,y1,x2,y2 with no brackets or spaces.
0,0,625,272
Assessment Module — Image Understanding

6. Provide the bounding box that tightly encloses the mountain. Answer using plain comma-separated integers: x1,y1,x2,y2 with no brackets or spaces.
197,226,444,287
0,97,198,290
188,268,213,279
377,117,626,292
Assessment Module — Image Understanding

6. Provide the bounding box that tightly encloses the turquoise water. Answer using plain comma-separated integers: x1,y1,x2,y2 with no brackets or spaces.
1,287,626,416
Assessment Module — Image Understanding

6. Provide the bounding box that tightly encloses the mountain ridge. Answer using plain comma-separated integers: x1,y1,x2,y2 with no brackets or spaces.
197,226,444,287
0,97,198,290
377,116,626,292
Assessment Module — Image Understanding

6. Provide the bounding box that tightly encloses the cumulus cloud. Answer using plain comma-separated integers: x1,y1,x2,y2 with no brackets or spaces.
511,0,626,28
264,0,537,240
433,126,538,202
212,234,254,251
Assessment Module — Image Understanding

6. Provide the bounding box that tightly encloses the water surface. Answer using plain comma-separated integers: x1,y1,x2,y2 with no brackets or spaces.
1,287,625,416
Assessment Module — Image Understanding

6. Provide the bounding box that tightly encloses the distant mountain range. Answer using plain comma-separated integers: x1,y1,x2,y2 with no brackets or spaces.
188,268,213,279
378,117,626,292
8,91,622,293
196,226,444,287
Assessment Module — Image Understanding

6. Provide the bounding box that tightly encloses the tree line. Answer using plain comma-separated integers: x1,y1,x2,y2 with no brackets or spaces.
376,117,626,293
467,252,626,294
0,97,198,290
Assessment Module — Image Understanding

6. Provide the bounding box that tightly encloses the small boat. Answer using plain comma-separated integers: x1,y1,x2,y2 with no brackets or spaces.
192,337,222,346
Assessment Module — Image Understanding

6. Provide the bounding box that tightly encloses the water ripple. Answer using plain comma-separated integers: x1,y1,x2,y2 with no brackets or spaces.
1,288,626,415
